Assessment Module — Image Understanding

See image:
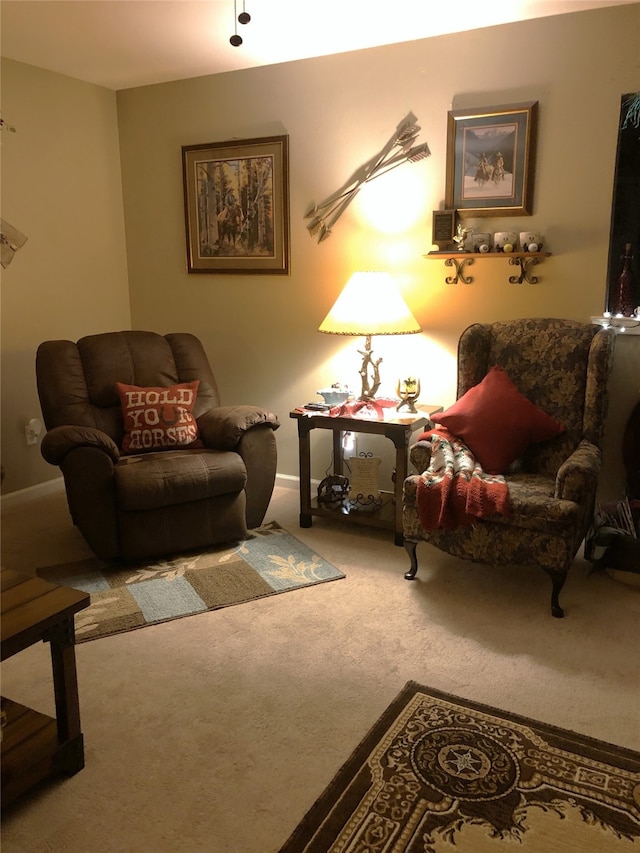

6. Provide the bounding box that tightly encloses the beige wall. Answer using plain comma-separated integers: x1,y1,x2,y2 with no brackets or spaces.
117,4,639,494
1,59,131,493
1,4,638,499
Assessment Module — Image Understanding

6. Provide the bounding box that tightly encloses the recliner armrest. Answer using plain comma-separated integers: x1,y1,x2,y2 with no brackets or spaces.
41,425,121,466
555,439,601,502
197,406,280,451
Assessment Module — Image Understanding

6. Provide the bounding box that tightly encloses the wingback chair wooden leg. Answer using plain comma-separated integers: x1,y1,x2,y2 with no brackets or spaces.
544,568,566,619
404,538,567,618
404,539,419,580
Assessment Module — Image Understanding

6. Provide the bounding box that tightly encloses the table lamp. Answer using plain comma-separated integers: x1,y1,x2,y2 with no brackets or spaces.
318,271,422,401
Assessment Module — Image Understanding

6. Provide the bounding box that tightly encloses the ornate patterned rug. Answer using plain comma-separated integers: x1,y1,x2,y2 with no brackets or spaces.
280,682,640,852
37,521,344,643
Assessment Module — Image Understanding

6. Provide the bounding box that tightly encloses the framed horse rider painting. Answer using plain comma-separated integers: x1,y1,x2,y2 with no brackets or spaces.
182,135,290,274
445,102,538,218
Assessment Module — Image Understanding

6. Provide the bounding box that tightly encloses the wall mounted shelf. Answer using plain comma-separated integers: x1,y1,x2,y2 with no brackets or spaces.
425,251,551,285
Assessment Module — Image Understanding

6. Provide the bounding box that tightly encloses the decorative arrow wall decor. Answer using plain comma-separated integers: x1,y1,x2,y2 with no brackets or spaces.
305,112,430,243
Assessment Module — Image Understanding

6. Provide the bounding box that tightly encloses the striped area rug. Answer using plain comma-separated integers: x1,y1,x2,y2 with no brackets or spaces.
37,521,344,642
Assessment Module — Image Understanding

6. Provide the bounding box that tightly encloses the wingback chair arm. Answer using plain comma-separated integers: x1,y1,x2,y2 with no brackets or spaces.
555,439,601,503
197,406,280,451
409,439,433,475
41,424,121,466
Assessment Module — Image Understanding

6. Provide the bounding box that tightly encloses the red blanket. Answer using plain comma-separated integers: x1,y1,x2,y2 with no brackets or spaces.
415,427,510,530
329,398,398,419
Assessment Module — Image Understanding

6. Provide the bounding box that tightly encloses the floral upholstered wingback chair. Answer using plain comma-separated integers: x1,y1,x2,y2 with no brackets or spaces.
402,318,615,617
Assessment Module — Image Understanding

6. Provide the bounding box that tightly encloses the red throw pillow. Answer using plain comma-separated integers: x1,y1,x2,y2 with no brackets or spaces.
116,380,201,455
431,366,564,473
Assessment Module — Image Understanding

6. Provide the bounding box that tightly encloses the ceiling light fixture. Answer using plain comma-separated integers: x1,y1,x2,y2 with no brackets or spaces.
230,1,251,47
238,2,251,25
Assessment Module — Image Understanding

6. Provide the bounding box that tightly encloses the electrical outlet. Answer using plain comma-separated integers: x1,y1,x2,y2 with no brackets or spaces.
24,418,42,445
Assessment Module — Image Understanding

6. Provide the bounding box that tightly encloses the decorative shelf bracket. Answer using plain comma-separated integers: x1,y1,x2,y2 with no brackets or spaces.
444,255,474,284
425,251,550,285
508,255,542,284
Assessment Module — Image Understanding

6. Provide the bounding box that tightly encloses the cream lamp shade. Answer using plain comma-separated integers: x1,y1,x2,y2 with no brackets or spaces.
318,271,422,400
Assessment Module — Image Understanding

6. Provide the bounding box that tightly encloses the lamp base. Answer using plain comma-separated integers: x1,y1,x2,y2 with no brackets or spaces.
357,335,382,401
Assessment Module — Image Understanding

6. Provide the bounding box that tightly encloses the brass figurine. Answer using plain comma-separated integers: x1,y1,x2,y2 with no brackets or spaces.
396,376,421,413
453,223,473,252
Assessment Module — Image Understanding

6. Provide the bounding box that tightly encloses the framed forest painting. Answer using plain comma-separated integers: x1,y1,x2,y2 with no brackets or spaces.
182,135,289,274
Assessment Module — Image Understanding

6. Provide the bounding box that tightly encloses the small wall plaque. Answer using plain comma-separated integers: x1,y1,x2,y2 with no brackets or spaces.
432,209,456,251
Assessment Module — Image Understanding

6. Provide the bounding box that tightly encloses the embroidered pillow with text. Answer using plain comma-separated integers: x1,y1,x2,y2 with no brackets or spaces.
116,381,201,454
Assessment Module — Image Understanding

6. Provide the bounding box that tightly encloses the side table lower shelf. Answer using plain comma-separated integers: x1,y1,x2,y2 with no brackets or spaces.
302,491,398,536
1,697,84,808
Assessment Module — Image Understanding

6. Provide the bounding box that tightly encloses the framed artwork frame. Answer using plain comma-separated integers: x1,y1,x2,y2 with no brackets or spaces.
445,102,538,218
182,134,289,274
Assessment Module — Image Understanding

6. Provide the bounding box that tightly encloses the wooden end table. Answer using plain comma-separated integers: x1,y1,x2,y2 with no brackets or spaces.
290,403,442,545
1,568,90,809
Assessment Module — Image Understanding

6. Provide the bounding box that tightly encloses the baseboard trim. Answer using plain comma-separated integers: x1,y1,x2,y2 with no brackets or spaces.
275,473,299,490
0,477,65,510
276,473,321,489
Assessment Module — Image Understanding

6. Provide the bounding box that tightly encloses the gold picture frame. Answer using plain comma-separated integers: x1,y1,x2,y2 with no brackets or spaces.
445,102,538,218
182,134,290,274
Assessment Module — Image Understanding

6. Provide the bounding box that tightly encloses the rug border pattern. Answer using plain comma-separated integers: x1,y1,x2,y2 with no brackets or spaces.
280,681,640,852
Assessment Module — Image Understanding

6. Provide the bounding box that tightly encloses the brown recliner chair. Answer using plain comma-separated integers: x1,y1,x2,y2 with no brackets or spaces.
36,330,280,561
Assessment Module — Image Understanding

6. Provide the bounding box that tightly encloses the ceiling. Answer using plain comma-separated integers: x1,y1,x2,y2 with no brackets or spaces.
1,0,636,91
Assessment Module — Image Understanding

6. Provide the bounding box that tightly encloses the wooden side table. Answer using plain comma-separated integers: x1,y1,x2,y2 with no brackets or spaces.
290,403,442,545
1,568,90,809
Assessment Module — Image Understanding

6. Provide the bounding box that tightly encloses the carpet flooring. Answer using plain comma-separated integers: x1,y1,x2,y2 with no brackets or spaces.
36,521,344,642
1,483,639,852
281,681,640,852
